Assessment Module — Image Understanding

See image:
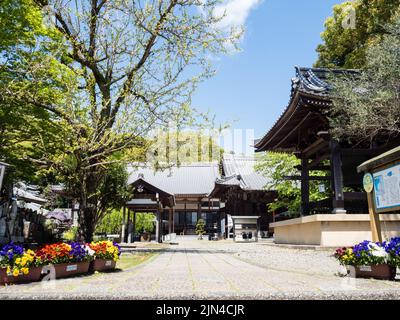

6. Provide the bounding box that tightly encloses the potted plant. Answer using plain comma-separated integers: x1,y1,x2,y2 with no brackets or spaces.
36,242,94,279
195,219,206,240
88,241,121,272
0,243,42,285
334,240,396,280
140,232,151,242
385,237,400,271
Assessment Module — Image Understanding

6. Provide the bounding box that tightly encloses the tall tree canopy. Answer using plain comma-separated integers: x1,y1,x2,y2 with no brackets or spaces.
328,10,400,144
0,0,239,241
315,0,400,69
0,0,64,181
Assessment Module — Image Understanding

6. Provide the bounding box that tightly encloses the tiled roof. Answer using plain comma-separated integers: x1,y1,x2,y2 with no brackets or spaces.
215,154,271,191
254,66,358,152
294,66,357,96
14,185,47,204
127,162,220,197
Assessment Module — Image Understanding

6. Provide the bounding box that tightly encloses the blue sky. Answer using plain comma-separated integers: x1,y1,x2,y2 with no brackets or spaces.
192,0,342,140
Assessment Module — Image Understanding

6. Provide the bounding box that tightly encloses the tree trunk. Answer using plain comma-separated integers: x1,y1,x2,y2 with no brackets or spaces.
78,206,97,242
78,171,99,243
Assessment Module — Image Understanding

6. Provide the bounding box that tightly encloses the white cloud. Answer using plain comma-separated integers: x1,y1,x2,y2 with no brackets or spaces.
213,0,263,30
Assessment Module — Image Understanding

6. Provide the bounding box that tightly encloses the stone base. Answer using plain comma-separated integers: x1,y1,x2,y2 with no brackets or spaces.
270,214,400,247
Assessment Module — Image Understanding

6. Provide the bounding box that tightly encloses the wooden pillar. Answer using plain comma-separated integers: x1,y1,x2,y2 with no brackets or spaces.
367,192,382,242
172,207,175,233
159,210,163,243
225,212,228,239
132,211,136,243
168,208,172,234
198,201,202,225
121,205,126,243
127,209,132,243
155,210,159,243
184,201,187,235
155,210,163,243
300,158,310,216
330,141,346,214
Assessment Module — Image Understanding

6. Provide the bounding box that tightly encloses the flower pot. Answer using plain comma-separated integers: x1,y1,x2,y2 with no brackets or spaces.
42,261,90,279
0,266,42,285
140,233,151,242
346,264,397,280
90,259,116,272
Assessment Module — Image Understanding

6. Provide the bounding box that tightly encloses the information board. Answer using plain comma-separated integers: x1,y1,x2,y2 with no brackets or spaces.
373,163,400,212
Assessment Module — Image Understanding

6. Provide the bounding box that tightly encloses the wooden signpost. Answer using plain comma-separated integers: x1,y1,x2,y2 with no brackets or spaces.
357,146,400,242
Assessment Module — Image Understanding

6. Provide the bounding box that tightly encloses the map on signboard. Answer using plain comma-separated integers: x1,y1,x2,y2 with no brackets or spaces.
373,163,400,211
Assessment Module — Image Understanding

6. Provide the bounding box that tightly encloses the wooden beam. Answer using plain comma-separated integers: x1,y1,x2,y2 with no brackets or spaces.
341,148,382,157
275,112,313,149
308,152,331,168
295,165,331,171
283,176,331,181
301,138,329,159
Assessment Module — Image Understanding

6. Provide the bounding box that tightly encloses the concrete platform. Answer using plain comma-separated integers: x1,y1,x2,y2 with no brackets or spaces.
270,214,400,247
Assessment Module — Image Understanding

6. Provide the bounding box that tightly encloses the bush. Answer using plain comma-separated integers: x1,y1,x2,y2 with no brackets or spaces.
62,226,78,242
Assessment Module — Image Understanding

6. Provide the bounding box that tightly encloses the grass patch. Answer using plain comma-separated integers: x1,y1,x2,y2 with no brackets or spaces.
116,252,158,271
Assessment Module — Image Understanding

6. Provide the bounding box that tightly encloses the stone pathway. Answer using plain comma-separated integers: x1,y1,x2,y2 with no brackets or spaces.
2,239,400,299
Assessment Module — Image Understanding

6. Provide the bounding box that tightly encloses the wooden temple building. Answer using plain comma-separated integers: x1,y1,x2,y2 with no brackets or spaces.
254,67,400,246
209,154,275,242
122,155,275,243
123,163,221,243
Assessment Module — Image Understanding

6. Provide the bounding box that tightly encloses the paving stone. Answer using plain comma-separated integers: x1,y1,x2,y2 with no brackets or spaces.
2,239,400,299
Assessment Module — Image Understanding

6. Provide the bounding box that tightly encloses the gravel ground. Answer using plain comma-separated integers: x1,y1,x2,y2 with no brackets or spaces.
210,241,343,276
1,239,400,300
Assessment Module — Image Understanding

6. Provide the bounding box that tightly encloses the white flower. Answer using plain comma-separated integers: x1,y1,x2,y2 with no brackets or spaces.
84,245,95,256
368,243,388,259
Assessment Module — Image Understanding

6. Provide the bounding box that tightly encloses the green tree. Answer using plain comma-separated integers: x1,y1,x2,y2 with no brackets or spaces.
328,10,400,143
96,211,156,235
135,213,155,234
149,129,225,166
1,0,239,241
315,0,400,69
255,153,330,214
95,209,123,235
195,218,206,239
0,0,65,182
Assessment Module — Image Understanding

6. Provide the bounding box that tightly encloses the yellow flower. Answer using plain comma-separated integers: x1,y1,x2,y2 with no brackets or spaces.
15,258,21,265
12,268,20,277
6,266,10,274
21,268,29,275
21,258,27,267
